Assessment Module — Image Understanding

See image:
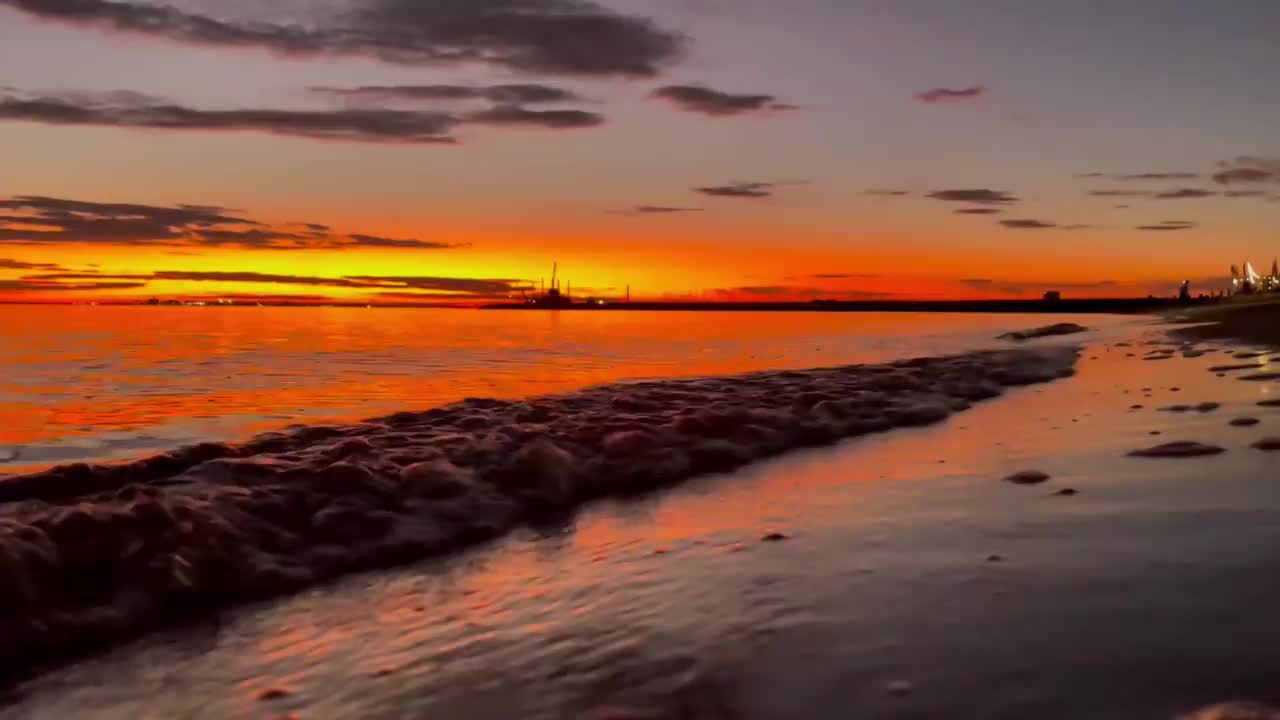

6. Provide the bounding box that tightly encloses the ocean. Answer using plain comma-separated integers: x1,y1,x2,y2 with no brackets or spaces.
0,306,1129,474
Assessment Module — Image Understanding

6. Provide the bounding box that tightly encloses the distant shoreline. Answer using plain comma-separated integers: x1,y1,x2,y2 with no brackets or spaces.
482,298,1212,314
0,297,1218,314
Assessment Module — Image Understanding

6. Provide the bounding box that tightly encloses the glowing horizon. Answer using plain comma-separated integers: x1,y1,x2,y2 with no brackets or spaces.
2,0,1278,303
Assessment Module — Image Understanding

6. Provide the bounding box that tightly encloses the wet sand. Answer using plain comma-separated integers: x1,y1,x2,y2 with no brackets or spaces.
1171,297,1280,347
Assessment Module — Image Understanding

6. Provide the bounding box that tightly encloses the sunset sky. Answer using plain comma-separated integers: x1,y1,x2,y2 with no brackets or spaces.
2,0,1279,303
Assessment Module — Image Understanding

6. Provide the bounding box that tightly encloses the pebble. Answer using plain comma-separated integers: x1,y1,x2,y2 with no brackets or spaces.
986,554,1004,563
1003,470,1050,485
1209,364,1263,372
1054,488,1079,496
1240,372,1280,382
1129,441,1225,458
1259,399,1280,408
257,688,294,702
761,532,790,543
1230,417,1261,427
1252,438,1280,451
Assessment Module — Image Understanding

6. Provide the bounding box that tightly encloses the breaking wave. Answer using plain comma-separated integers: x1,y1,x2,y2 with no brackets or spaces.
0,346,1078,681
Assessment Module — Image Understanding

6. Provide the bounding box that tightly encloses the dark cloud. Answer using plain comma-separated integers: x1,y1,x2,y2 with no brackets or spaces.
0,279,148,291
0,90,460,144
1,86,608,141
915,86,988,104
0,195,258,245
1087,190,1152,197
864,189,910,196
808,273,882,279
927,189,1017,205
343,275,532,294
608,206,703,216
1153,188,1215,199
465,104,604,129
21,273,151,281
695,182,776,198
149,271,381,288
1078,172,1199,181
311,83,581,105
1136,221,1196,231
708,285,894,300
1225,190,1268,198
651,85,794,117
1116,172,1199,181
0,258,65,270
961,278,1118,293
0,0,684,78
0,195,465,250
1000,219,1056,230
1060,224,1093,231
1212,157,1280,185
955,208,1002,215
4,270,533,298
347,234,462,249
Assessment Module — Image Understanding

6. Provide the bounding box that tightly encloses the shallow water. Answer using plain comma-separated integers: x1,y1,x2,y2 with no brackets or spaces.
0,307,1124,472
4,323,1280,719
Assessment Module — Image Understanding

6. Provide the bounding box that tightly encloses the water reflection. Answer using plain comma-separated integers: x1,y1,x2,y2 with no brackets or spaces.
0,306,1134,469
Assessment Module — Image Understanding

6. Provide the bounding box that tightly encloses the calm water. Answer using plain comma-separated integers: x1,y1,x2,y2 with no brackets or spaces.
5,320,1280,719
0,306,1130,473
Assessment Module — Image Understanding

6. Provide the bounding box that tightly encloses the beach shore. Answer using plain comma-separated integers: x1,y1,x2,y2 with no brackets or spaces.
1170,297,1280,348
3,315,1278,720
0,345,1079,684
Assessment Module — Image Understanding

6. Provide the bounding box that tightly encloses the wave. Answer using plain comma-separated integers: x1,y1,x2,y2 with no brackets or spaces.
0,346,1078,683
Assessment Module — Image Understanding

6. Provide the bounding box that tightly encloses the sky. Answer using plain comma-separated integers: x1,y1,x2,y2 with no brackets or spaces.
1,0,1279,303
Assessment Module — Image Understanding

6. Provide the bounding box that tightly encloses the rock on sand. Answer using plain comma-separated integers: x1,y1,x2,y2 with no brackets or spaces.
999,323,1088,341
1128,441,1225,458
1003,470,1051,485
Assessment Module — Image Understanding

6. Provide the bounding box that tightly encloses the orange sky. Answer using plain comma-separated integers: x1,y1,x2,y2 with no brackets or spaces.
2,1,1278,303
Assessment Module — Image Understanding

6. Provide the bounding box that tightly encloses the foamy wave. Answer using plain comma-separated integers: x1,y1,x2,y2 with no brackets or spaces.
0,346,1078,681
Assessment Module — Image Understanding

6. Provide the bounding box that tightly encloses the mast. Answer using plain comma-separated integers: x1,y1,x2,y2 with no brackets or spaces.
551,262,558,292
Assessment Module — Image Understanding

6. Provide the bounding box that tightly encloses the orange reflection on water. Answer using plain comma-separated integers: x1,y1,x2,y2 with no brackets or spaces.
1,305,1114,470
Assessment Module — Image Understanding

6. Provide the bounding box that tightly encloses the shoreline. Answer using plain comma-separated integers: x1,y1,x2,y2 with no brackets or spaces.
0,345,1080,685
1167,297,1280,349
483,298,1210,314
6,323,1280,719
